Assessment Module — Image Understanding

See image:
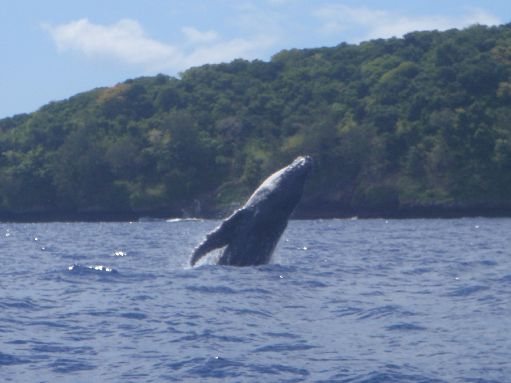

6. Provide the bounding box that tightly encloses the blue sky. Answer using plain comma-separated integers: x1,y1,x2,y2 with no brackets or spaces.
1,0,510,118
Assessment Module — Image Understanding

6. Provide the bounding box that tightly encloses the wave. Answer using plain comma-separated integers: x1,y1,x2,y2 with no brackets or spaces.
165,356,310,380
119,312,147,320
0,352,28,366
446,285,490,297
0,297,43,311
67,264,118,275
185,284,238,294
499,274,511,283
48,357,96,373
327,370,446,383
254,342,317,353
358,304,417,320
385,323,427,331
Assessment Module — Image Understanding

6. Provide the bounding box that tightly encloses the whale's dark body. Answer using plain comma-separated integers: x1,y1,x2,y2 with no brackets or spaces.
190,156,313,267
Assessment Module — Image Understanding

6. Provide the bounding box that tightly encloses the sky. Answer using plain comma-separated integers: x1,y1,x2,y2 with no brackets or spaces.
1,0,510,118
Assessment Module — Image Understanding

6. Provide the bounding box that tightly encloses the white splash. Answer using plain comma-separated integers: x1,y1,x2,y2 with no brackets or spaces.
68,264,115,273
166,218,203,223
93,265,113,272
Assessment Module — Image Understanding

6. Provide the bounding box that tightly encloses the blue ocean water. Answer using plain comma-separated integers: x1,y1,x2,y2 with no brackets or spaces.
0,218,510,382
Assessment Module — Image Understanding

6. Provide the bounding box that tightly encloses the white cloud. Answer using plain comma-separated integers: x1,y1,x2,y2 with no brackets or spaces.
267,0,293,5
43,18,276,73
462,7,503,27
233,2,287,39
185,35,276,65
181,26,219,44
43,19,177,70
315,4,502,42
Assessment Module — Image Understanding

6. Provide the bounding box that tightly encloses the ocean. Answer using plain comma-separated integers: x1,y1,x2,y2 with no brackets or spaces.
1,218,510,382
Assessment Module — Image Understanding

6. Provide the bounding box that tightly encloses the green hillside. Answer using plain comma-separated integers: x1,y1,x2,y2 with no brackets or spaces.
2,24,511,220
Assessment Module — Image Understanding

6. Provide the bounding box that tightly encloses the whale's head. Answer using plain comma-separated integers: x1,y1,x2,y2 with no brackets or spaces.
288,155,313,178
245,155,313,213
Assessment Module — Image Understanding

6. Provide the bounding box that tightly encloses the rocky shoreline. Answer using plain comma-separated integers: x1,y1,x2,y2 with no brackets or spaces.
2,204,511,222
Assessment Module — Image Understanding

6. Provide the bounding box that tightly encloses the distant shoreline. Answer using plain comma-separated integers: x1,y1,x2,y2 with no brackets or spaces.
2,205,511,223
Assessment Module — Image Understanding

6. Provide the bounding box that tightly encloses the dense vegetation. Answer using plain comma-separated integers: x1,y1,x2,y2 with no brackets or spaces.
2,24,511,219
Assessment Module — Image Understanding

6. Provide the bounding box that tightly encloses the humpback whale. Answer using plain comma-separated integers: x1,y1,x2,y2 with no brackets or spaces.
190,155,313,267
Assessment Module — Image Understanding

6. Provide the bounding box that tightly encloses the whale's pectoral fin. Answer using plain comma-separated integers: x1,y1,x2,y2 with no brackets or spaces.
190,209,249,266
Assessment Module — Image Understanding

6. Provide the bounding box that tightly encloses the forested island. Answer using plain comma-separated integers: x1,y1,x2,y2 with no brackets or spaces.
1,24,511,221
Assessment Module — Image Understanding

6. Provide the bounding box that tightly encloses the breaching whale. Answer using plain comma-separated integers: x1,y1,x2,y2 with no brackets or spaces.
190,155,313,267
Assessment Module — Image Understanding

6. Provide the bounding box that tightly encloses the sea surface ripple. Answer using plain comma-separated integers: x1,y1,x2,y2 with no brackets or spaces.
1,218,510,382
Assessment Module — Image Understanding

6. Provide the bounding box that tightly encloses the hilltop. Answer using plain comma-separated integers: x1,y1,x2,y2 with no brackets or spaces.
2,24,511,220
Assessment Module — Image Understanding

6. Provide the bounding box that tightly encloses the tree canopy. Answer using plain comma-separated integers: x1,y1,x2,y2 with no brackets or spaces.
2,24,511,219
